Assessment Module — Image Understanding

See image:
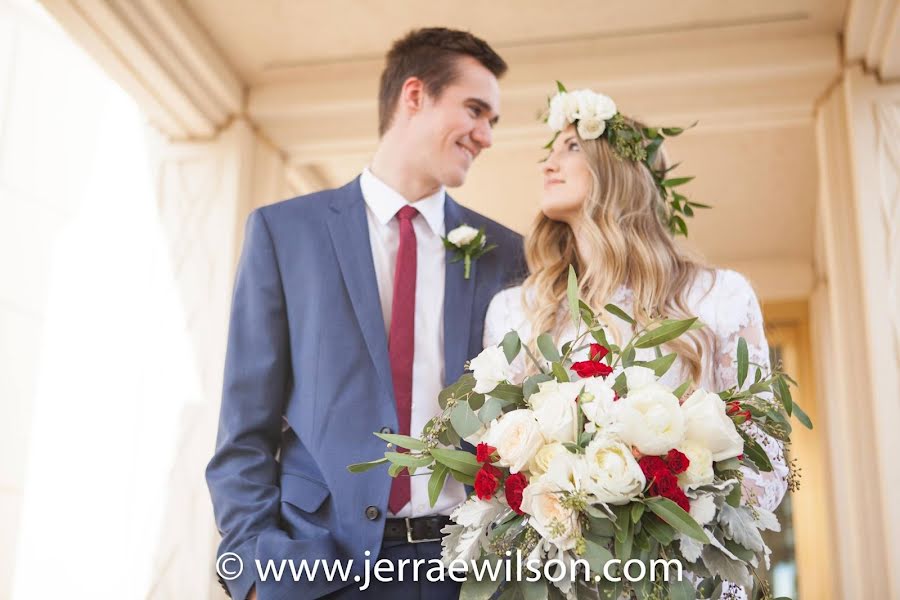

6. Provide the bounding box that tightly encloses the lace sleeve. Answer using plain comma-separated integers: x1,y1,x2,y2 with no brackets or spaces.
712,271,789,513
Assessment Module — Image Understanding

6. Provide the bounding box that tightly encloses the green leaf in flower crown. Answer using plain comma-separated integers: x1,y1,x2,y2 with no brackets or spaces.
605,303,635,325
637,353,678,377
537,333,561,362
736,337,749,389
347,457,388,473
431,448,480,476
671,215,688,237
428,463,450,507
644,497,709,543
556,80,567,93
662,176,694,187
634,318,698,349
450,401,482,439
374,432,427,451
501,330,521,364
567,265,580,328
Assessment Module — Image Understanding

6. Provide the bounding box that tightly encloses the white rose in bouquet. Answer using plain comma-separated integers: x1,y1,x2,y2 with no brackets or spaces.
469,346,510,394
543,447,592,492
520,475,582,551
615,381,685,456
482,409,545,474
677,438,715,489
580,377,618,434
529,380,582,444
583,437,646,504
624,365,657,391
681,389,744,461
527,442,567,477
447,225,480,247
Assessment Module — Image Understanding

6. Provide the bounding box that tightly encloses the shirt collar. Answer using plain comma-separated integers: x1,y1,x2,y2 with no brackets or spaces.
360,167,445,236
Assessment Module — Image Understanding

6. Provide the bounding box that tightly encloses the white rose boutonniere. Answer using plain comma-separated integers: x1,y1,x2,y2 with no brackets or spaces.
442,224,496,279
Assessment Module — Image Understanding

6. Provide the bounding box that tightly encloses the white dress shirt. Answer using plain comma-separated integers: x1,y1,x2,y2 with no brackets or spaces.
359,168,468,517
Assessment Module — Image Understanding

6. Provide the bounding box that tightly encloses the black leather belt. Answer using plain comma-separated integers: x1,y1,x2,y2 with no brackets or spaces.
384,516,452,543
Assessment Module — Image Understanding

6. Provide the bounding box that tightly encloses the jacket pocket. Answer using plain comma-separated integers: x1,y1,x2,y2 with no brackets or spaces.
280,471,330,513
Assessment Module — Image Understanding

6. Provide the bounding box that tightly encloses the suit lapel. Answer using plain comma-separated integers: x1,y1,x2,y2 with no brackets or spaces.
443,197,476,385
326,178,393,399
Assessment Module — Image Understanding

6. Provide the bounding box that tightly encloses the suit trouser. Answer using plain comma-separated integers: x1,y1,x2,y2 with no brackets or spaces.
321,539,461,600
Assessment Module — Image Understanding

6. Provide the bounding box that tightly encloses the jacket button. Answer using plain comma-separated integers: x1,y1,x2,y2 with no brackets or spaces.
380,427,392,434
365,505,380,520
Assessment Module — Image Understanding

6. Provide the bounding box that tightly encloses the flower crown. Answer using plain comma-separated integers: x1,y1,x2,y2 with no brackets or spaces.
543,82,709,237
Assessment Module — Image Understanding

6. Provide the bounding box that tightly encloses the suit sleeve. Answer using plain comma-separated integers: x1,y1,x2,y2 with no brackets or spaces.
206,209,290,600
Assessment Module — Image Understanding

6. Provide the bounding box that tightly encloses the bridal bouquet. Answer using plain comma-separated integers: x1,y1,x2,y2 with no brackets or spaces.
350,268,811,600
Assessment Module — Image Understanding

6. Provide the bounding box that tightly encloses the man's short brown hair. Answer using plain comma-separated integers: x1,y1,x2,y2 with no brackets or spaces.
378,28,507,136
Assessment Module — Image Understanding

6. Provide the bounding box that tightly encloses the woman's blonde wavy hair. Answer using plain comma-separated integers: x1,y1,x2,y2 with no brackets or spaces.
523,119,714,381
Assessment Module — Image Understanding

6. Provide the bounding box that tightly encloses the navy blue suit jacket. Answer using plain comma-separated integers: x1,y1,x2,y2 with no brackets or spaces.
206,177,526,600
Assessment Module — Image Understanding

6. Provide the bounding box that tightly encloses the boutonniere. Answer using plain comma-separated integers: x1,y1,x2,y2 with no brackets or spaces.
442,225,496,280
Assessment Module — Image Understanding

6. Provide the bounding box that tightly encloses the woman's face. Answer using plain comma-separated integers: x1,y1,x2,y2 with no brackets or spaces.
540,125,593,223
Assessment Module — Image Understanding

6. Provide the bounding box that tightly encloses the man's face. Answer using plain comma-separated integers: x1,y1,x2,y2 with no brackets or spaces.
412,56,501,188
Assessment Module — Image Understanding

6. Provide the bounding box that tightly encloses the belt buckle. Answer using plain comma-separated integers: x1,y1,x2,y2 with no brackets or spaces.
405,517,441,544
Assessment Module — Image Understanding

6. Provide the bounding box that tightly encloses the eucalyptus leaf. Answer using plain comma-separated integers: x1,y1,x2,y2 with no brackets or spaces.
479,396,504,424
450,401,483,439
537,333,561,362
501,330,522,364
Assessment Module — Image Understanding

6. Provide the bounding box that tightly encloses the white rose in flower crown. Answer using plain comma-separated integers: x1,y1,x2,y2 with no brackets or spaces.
548,92,579,131
469,346,510,394
576,118,606,140
447,225,480,247
528,442,567,476
519,475,581,551
528,380,582,444
583,437,646,505
677,438,715,489
615,382,685,456
681,389,744,461
482,409,545,474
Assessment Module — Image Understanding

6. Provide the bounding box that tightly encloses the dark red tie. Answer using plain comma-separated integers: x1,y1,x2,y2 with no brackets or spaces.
388,205,418,513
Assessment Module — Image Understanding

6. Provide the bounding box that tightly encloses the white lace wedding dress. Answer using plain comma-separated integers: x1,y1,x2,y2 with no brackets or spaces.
483,269,789,599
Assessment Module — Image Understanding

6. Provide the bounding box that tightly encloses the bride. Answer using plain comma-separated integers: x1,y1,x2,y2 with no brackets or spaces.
482,89,789,599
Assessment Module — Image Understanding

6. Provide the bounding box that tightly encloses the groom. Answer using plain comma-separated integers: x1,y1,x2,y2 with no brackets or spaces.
206,28,526,600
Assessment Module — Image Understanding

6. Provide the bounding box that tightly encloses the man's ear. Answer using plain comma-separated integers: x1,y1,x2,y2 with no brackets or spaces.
399,76,426,117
